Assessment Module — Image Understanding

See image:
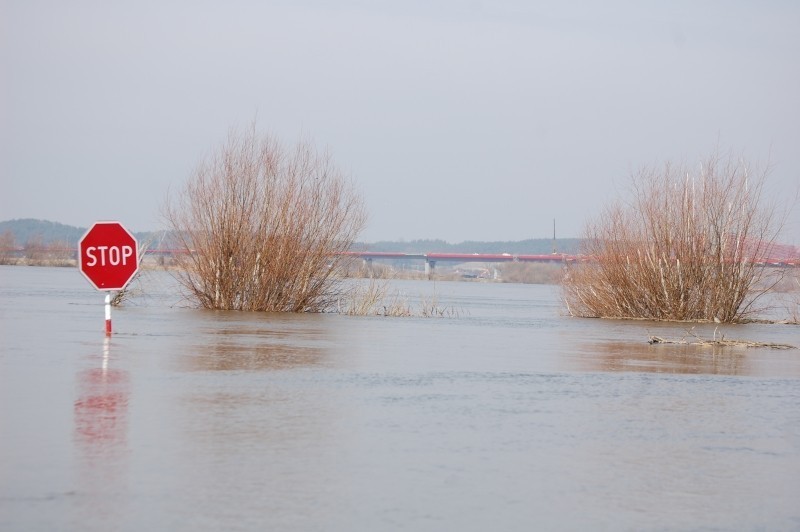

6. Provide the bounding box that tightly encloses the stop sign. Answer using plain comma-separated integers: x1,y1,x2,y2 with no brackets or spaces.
78,221,139,290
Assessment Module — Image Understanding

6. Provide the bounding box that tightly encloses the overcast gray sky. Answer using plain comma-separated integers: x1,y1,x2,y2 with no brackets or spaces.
2,0,799,244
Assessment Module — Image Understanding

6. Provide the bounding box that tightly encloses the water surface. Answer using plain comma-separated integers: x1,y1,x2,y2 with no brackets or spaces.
1,266,799,530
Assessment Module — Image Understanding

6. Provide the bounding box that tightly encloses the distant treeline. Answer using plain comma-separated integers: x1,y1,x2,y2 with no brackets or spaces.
0,219,581,254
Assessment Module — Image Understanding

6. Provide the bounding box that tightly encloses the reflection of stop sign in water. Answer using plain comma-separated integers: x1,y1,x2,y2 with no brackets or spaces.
79,222,139,290
74,367,130,445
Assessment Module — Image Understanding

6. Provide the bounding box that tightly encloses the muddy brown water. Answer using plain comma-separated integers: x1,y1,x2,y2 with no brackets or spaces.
1,265,799,530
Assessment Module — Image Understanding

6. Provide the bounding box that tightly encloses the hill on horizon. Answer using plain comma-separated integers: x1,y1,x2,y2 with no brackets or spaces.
0,218,581,254
0,219,87,246
0,218,166,247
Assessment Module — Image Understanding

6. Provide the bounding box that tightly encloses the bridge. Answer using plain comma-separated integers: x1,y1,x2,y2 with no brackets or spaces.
341,249,800,276
340,251,581,276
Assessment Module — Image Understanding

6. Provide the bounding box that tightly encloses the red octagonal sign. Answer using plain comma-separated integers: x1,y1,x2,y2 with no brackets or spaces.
79,221,139,291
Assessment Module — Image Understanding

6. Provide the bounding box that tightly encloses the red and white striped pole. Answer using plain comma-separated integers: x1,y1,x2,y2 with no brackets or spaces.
104,293,112,336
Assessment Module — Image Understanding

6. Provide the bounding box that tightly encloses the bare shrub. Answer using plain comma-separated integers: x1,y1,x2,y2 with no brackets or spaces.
418,290,461,318
23,235,46,264
110,238,151,307
44,239,75,266
338,278,413,317
20,237,75,266
563,152,786,323
338,279,460,317
0,231,17,265
165,125,367,312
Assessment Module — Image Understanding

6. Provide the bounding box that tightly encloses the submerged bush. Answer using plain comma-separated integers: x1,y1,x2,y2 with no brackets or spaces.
563,152,786,323
338,278,461,318
165,125,366,312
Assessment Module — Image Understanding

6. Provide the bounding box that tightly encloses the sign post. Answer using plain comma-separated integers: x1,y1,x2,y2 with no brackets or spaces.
78,221,139,335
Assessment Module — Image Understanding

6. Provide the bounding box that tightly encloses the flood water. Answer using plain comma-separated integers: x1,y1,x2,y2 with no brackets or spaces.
1,265,799,531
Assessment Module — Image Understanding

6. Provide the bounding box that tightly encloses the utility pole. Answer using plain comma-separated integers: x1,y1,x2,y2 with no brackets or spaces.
552,218,557,254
